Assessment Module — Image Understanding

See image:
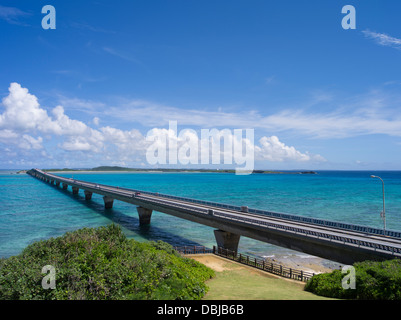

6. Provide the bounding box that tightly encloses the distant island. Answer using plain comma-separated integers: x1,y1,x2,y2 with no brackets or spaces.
252,170,317,175
41,166,317,175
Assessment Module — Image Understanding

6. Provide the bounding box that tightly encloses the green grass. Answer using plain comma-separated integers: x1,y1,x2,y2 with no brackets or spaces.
192,256,333,300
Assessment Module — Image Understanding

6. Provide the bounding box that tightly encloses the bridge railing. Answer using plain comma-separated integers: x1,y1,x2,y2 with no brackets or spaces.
30,169,401,240
84,172,401,239
212,210,401,256
32,170,138,198
125,193,401,257
146,189,394,238
173,246,214,255
169,199,401,256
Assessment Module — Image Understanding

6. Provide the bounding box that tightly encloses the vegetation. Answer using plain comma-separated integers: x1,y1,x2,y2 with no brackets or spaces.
0,225,214,300
304,259,401,299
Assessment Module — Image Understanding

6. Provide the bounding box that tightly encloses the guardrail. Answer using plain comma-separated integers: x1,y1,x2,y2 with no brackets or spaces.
49,169,400,239
28,169,401,257
135,195,401,257
96,175,401,238
212,210,401,256
174,245,315,282
31,169,401,237
173,246,214,255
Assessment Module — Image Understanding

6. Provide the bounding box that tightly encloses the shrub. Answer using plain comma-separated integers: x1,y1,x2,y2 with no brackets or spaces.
304,269,356,299
304,259,401,300
0,224,214,300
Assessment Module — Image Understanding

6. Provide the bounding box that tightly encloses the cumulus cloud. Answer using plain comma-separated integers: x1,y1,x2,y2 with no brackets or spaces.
256,136,326,163
0,82,56,133
0,83,108,154
0,129,41,151
60,138,92,152
0,129,18,141
19,135,43,150
0,83,145,158
51,105,88,136
256,136,310,162
144,122,323,168
0,82,325,168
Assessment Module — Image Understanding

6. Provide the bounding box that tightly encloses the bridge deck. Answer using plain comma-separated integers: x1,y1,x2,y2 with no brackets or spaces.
27,168,401,264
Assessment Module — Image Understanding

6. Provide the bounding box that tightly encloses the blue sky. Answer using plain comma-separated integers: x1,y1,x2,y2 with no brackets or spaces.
1,0,401,170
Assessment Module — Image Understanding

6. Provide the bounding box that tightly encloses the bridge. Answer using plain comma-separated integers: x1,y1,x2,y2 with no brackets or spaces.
27,168,401,265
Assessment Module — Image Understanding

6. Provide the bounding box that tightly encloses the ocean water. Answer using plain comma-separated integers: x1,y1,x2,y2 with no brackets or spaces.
1,170,401,264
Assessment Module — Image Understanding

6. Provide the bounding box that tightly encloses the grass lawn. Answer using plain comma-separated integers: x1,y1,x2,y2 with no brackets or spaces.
190,254,334,300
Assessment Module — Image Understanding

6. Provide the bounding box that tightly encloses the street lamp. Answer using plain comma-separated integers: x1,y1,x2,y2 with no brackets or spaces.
370,175,386,234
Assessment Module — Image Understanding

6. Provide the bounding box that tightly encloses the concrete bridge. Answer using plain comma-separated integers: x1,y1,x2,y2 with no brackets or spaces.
27,168,401,265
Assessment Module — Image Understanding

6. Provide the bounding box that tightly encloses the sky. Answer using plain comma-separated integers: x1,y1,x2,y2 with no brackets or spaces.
1,0,401,170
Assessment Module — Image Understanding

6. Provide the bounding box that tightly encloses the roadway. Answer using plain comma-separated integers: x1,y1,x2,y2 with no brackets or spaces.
28,168,401,264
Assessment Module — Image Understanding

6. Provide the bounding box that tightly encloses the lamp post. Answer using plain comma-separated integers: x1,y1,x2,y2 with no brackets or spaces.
370,175,386,234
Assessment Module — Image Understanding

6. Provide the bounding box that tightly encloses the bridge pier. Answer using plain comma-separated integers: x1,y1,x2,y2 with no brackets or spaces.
62,183,68,190
72,186,79,195
84,190,93,200
137,207,153,225
103,196,114,209
214,229,240,253
55,181,60,187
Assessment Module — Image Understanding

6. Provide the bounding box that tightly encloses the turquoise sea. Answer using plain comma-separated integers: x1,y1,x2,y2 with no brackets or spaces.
1,170,401,264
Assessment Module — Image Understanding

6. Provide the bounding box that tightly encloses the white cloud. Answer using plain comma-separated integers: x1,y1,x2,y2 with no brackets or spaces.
144,124,323,166
362,30,401,50
0,129,39,151
105,93,401,140
0,82,56,133
0,5,31,25
0,83,106,155
0,83,109,154
0,129,18,141
103,47,142,65
19,135,43,150
51,105,89,136
0,82,325,167
255,135,325,163
106,100,257,128
60,138,92,152
56,96,106,114
256,136,311,162
260,106,401,139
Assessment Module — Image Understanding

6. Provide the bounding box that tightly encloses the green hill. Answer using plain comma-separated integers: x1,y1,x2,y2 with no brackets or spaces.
91,166,134,171
0,225,214,300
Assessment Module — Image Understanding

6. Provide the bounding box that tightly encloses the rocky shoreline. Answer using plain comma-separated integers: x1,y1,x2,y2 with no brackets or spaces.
264,253,342,274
